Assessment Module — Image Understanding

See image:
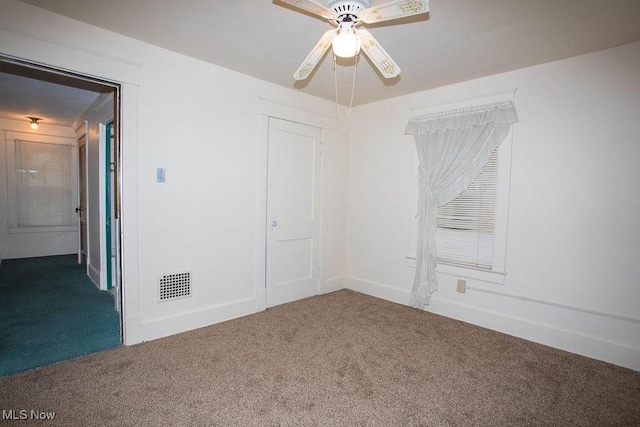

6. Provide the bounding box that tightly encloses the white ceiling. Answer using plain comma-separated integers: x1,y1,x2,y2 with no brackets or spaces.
2,0,640,126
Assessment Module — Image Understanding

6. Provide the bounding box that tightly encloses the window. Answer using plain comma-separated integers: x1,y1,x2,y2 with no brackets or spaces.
406,95,514,285
7,137,77,231
436,148,498,269
15,141,73,226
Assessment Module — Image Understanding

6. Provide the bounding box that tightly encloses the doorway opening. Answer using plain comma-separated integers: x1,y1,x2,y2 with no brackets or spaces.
0,55,123,376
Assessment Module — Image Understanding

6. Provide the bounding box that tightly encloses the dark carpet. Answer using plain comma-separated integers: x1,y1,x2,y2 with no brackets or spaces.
0,255,120,377
0,289,638,426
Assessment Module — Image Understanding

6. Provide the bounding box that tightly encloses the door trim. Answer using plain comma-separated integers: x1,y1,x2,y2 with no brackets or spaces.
256,100,331,312
0,45,141,344
99,121,115,291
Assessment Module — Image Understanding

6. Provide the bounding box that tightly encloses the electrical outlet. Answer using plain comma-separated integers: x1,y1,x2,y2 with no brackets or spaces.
456,279,466,293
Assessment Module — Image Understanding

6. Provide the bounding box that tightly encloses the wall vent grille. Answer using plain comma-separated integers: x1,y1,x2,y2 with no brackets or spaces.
159,272,191,301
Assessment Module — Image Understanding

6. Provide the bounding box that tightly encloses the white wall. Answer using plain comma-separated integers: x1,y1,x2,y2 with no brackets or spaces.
0,118,78,259
0,0,349,343
346,41,640,370
134,49,348,338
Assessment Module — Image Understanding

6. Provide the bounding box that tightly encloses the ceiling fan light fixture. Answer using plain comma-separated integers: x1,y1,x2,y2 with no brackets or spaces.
28,116,41,129
332,27,361,58
285,0,428,81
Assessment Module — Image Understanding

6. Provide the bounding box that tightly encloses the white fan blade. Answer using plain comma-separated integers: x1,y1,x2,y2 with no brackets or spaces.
294,29,337,80
357,29,401,79
279,0,337,20
360,0,429,24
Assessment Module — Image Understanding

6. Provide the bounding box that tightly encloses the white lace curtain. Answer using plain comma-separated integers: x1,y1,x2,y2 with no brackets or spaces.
405,101,518,308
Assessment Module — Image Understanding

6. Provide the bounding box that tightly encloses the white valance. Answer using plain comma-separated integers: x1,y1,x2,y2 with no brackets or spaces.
406,101,518,135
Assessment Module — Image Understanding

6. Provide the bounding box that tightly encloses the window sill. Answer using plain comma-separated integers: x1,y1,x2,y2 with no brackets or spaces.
9,226,77,234
405,255,506,285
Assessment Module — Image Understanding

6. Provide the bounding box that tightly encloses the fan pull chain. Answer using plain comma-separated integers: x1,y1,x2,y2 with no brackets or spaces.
333,53,358,120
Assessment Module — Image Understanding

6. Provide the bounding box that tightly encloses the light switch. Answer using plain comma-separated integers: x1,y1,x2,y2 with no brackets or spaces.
156,168,166,183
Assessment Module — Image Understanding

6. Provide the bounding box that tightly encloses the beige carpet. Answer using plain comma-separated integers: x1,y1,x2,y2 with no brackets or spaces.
1,289,639,426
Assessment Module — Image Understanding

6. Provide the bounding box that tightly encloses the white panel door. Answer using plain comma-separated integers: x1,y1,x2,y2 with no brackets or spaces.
266,118,322,308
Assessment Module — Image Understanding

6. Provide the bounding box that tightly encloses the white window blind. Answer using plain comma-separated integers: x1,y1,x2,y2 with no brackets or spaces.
436,148,498,269
15,140,73,227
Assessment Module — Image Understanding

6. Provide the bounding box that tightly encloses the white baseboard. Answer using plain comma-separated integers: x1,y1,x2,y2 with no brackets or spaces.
430,297,640,371
256,287,266,312
322,276,346,294
344,276,640,371
344,276,410,306
123,313,143,346
140,297,258,342
4,248,77,259
88,263,100,288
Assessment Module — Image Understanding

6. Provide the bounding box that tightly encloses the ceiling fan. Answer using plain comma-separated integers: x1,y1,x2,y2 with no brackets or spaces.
280,0,429,80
